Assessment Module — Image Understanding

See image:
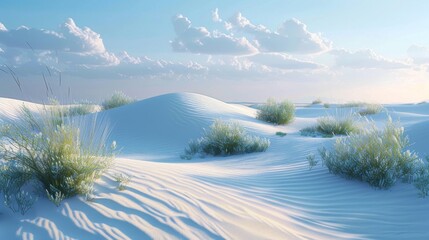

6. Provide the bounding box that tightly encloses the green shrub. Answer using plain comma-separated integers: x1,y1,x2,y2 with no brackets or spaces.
301,114,361,137
257,99,295,125
339,102,366,108
66,103,99,116
312,99,322,105
317,114,361,136
323,103,330,108
102,92,134,110
414,161,429,197
358,104,383,116
182,120,270,159
319,118,420,189
307,154,318,170
113,173,132,191
275,131,287,137
0,106,116,211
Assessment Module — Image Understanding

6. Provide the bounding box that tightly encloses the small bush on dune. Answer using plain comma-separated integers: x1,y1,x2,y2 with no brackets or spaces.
113,173,132,191
358,104,383,116
307,154,318,170
301,113,361,137
102,92,135,110
312,99,322,105
182,120,270,159
257,99,295,125
319,118,422,189
0,107,116,213
275,131,287,137
339,102,366,108
317,114,361,136
66,103,99,116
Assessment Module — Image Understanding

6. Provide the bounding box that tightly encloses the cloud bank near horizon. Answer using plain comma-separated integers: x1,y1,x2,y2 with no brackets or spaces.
0,9,428,103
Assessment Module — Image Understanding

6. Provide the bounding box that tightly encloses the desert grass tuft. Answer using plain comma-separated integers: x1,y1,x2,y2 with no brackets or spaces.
312,99,322,105
0,106,116,212
257,98,295,125
182,120,270,159
301,113,361,137
113,173,132,191
275,131,287,137
319,117,424,190
102,92,135,110
358,104,383,116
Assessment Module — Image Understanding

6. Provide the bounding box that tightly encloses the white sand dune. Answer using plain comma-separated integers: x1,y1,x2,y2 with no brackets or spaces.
0,97,44,122
1,93,429,239
100,93,278,158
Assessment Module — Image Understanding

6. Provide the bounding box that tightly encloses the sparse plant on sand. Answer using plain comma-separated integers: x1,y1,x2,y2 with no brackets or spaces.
312,99,322,105
339,102,366,108
257,99,295,125
275,131,287,137
182,120,270,159
319,117,422,190
66,102,99,116
307,154,318,170
113,173,132,191
301,113,361,137
0,106,116,212
358,104,383,116
102,92,135,110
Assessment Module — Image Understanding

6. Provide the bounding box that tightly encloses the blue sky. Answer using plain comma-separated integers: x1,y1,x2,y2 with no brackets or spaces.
0,0,428,103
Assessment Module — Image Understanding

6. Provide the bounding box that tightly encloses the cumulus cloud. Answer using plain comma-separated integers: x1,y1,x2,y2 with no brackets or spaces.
407,45,429,64
0,18,105,54
212,8,222,22
171,15,258,55
0,18,119,68
248,53,323,70
66,55,208,79
330,49,410,69
227,13,331,54
0,23,7,31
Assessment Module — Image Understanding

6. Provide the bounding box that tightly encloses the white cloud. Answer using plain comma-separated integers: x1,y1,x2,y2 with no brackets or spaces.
407,45,429,64
248,53,323,70
330,49,410,69
62,18,106,54
227,13,331,54
0,23,7,31
0,19,119,69
171,15,258,55
212,8,222,22
0,18,105,54
66,55,208,79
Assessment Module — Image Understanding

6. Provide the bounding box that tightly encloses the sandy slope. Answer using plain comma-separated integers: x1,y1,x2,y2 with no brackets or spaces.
0,93,429,240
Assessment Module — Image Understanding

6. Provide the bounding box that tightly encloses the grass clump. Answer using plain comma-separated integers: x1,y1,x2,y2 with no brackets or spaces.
319,117,421,189
307,154,318,170
66,103,99,116
275,131,287,137
358,104,383,116
257,98,295,125
339,102,366,108
312,99,322,105
301,114,361,137
102,92,135,110
113,173,132,191
182,120,270,159
317,115,361,136
0,107,116,212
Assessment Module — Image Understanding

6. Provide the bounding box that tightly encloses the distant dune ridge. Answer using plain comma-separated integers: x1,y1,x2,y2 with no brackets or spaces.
0,92,429,239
